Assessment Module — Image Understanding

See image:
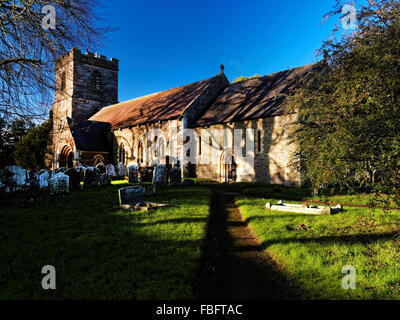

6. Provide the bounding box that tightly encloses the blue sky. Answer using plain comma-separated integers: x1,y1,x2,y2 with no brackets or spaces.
96,0,339,102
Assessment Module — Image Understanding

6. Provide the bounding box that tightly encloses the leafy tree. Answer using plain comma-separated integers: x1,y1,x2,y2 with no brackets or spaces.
288,0,400,204
14,121,51,170
0,118,33,167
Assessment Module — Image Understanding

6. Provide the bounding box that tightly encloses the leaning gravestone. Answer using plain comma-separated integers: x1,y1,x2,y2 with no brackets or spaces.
39,170,51,189
118,186,144,208
75,166,86,181
65,168,81,189
99,173,111,186
169,166,181,186
106,164,117,177
50,172,69,195
152,164,167,187
128,165,138,183
116,162,127,177
5,165,29,191
83,167,100,187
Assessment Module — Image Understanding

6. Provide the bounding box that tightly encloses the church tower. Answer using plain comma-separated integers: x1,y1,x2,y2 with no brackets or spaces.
46,48,119,169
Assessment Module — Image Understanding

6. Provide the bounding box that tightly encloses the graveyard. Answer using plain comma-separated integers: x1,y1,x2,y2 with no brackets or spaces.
2,163,400,299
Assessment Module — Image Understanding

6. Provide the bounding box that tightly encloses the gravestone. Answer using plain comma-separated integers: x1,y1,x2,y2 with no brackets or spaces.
65,168,81,188
50,172,69,195
75,166,86,181
140,168,153,183
54,167,67,174
83,167,100,187
116,162,127,177
39,170,51,189
128,165,138,183
99,173,111,186
169,166,181,186
96,162,107,174
106,164,117,177
5,165,29,191
118,186,144,207
152,164,167,186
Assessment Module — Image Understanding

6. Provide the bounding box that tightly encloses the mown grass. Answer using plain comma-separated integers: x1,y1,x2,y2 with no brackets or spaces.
0,182,210,299
236,197,400,299
241,185,399,208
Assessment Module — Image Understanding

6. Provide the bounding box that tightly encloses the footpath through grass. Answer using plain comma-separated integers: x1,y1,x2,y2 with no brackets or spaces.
0,182,210,299
236,197,400,299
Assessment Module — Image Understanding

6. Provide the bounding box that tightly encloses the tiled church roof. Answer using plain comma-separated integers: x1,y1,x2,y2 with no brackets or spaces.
89,74,226,129
192,64,315,127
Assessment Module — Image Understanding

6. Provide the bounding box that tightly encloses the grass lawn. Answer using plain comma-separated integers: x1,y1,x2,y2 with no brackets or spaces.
0,182,210,299
241,185,399,208
236,197,400,299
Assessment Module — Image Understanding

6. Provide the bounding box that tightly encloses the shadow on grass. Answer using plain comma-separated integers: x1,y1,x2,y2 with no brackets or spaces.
260,231,400,250
0,184,211,300
196,189,304,300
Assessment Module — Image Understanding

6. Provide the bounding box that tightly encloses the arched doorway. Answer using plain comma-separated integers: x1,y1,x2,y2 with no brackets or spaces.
59,145,74,168
220,151,237,183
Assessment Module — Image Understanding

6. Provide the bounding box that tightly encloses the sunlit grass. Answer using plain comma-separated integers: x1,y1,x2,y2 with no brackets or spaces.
236,197,400,299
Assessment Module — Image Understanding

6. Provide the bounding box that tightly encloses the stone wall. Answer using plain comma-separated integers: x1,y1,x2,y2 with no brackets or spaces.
193,115,301,186
112,119,184,169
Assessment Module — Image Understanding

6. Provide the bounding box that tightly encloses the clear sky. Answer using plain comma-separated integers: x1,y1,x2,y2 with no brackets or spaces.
96,0,338,103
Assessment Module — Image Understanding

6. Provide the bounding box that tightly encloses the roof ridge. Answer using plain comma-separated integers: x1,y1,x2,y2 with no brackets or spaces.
230,63,317,86
101,73,224,111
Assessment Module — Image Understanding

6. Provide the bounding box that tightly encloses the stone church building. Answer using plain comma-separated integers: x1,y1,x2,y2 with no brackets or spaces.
46,48,313,186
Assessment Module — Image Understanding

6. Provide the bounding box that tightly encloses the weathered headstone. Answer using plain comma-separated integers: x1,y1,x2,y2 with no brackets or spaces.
128,165,138,183
65,168,81,188
139,168,153,183
152,164,167,187
96,162,107,174
116,162,127,177
39,170,51,189
54,167,67,174
118,186,144,208
83,167,100,187
106,164,117,177
75,166,86,181
169,166,181,186
50,172,69,195
5,165,29,191
99,173,111,186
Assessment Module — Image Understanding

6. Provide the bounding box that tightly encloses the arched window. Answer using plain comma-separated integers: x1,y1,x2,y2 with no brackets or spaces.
91,70,102,90
119,143,126,164
138,141,143,164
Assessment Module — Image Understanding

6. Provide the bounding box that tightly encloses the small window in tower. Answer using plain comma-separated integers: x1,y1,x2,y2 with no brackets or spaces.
91,70,102,91
257,130,262,153
60,72,66,91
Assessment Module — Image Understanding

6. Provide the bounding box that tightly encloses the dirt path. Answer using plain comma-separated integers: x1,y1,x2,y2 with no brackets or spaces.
197,189,300,300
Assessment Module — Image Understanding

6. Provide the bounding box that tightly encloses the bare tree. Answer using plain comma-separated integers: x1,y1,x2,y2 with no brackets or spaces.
0,0,108,121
